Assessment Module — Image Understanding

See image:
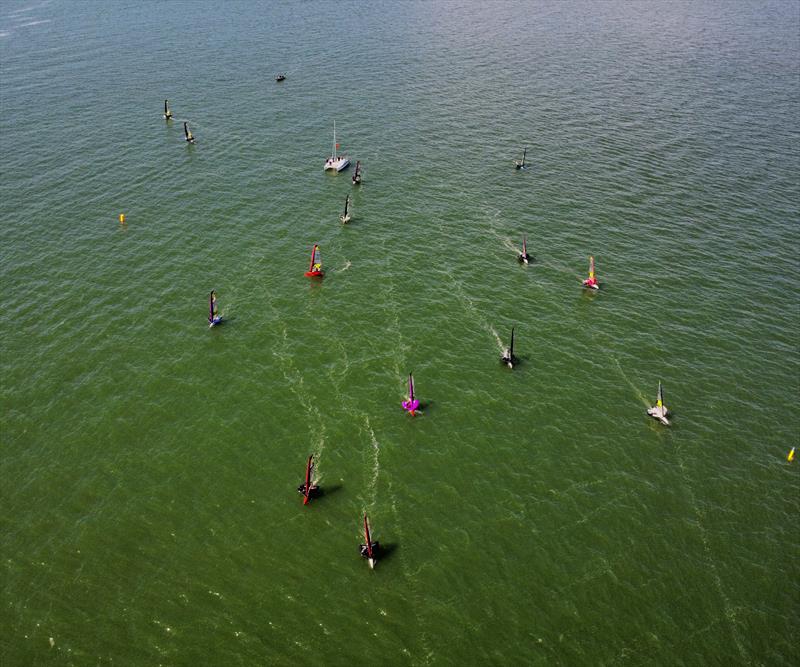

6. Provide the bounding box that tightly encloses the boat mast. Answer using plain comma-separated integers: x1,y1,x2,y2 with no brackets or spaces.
303,455,313,504
332,121,336,159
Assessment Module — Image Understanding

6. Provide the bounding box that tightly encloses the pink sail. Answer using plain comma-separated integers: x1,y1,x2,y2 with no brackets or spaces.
402,372,420,412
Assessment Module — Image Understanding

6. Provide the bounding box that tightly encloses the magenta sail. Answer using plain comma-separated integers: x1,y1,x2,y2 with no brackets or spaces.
402,372,420,413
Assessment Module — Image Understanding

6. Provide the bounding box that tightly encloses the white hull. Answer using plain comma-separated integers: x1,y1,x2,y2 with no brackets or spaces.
340,213,351,224
647,407,670,426
324,157,350,172
368,558,375,570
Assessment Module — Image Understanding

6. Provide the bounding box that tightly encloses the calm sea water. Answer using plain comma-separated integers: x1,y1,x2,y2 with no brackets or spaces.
1,1,798,665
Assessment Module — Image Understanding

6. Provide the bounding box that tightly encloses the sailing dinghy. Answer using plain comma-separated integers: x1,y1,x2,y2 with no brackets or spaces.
297,455,319,504
352,161,362,185
518,236,531,264
323,121,349,172
582,256,599,289
359,514,380,569
163,99,172,120
183,121,195,144
514,148,527,170
402,373,420,415
304,244,324,278
340,195,352,224
647,381,670,426
208,290,222,327
500,327,517,368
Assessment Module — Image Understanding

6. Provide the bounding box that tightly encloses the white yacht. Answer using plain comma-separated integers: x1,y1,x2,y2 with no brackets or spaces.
324,121,350,172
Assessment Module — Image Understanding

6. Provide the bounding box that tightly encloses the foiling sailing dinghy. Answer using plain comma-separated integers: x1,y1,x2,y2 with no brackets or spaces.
340,195,352,224
208,290,222,327
359,514,380,569
297,455,319,505
501,327,517,368
647,381,670,426
304,244,324,278
518,236,531,264
582,256,599,289
402,373,420,416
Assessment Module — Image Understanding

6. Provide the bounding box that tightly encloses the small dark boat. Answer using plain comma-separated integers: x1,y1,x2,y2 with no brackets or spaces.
275,74,286,82
352,160,362,185
500,327,517,369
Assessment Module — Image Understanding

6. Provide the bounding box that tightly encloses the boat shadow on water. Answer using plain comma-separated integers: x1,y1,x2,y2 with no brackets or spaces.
375,542,398,564
313,483,342,501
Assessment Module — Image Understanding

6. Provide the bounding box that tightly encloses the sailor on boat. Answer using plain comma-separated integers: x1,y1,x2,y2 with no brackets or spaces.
359,514,380,569
518,236,531,264
500,327,517,369
582,256,599,289
304,244,324,277
163,99,172,120
647,381,670,426
183,122,195,144
402,373,420,416
323,121,349,172
297,455,320,504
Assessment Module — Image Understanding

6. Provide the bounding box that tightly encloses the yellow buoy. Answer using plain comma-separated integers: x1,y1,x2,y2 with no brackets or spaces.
119,213,125,223
789,447,795,462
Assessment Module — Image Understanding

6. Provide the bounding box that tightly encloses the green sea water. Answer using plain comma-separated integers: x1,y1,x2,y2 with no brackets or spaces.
1,1,798,665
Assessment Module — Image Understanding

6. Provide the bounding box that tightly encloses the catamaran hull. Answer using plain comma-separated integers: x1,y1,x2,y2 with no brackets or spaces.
209,316,222,328
647,408,670,426
324,158,350,172
340,214,351,224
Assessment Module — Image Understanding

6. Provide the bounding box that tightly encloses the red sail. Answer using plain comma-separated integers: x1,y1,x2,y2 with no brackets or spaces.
303,455,313,505
363,514,373,558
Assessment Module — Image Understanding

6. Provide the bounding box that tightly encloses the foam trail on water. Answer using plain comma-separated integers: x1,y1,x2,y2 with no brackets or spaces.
674,443,750,663
612,356,650,408
489,326,505,352
364,416,380,509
